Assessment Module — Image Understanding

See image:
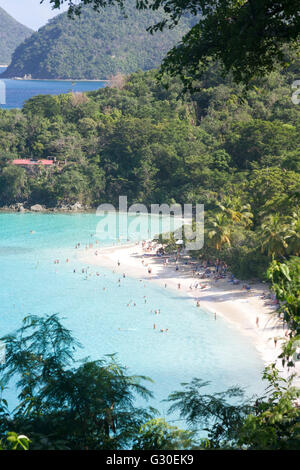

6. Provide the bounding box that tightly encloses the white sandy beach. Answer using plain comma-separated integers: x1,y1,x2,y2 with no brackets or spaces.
79,241,300,387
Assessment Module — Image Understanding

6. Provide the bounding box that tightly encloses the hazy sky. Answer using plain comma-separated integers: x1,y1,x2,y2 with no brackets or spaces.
0,0,69,30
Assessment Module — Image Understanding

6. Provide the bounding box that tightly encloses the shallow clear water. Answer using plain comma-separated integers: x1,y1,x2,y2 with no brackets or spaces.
0,67,106,109
0,213,265,419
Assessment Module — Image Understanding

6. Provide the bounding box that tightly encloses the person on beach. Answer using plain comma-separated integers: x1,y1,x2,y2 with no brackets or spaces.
196,301,200,307
117,260,120,266
177,283,181,289
256,317,259,328
214,312,217,320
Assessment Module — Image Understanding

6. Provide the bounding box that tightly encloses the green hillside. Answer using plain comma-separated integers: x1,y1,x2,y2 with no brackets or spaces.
2,3,193,79
0,6,32,65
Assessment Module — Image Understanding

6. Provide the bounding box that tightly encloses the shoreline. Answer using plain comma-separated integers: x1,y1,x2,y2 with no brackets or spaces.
79,241,300,387
0,76,109,82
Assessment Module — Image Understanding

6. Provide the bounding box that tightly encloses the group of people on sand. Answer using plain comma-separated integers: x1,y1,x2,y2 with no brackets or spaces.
142,241,155,252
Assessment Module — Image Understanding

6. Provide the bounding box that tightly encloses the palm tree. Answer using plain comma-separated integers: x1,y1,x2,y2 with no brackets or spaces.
216,196,253,228
207,213,232,251
260,214,289,258
286,209,300,256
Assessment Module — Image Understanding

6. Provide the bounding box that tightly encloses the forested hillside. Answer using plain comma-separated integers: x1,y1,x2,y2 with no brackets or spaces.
0,6,32,65
0,64,299,278
2,3,193,79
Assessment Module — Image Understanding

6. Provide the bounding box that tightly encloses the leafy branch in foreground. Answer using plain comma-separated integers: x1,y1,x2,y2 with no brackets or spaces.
1,314,300,450
0,432,30,451
267,257,300,369
167,378,253,448
132,418,195,450
167,365,300,450
238,365,300,450
0,314,155,450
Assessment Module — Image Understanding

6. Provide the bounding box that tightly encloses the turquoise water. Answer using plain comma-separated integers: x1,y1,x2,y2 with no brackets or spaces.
0,67,106,109
0,213,265,419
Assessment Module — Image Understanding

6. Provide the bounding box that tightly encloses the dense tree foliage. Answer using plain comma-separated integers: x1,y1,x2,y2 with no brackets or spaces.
0,6,32,65
267,257,300,369
2,3,193,80
0,63,299,278
45,0,300,89
0,314,157,450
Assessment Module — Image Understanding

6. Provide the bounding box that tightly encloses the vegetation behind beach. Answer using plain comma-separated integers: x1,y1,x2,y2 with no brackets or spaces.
0,61,299,279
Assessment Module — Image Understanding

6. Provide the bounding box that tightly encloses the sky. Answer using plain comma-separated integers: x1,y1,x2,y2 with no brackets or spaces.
0,0,69,30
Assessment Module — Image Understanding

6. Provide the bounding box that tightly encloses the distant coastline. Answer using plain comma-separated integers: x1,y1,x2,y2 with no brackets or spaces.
7,77,109,82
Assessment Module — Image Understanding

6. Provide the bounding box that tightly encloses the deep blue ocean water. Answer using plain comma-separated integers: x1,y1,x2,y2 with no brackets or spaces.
0,213,265,419
0,67,106,109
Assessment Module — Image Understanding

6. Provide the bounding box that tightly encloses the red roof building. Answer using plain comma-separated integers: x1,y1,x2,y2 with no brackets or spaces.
12,159,54,166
